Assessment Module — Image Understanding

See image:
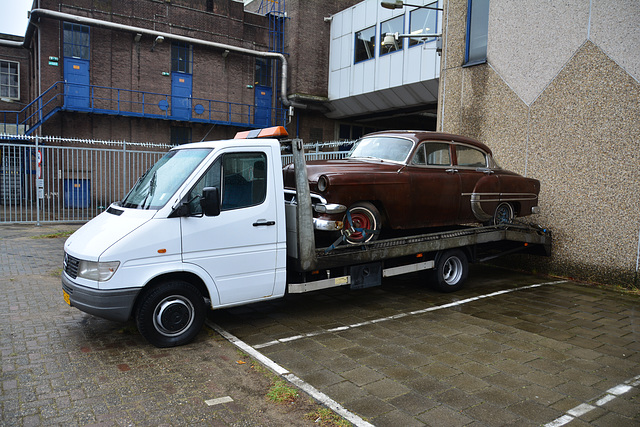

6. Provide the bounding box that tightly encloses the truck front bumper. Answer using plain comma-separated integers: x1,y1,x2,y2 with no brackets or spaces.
62,274,140,322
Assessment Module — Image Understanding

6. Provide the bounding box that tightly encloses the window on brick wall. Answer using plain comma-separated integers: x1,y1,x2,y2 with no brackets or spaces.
255,58,271,87
0,60,19,100
172,42,193,74
63,22,90,60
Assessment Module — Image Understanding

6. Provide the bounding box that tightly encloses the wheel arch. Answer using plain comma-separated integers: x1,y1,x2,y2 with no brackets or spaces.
133,271,212,318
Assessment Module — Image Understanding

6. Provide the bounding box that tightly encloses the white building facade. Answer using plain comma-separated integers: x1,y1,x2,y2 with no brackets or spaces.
327,0,442,121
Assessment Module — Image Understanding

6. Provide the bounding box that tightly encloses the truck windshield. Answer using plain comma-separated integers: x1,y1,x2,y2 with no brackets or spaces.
121,148,212,210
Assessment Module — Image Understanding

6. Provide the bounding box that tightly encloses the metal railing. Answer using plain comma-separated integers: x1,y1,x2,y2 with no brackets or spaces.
1,135,352,224
0,81,286,135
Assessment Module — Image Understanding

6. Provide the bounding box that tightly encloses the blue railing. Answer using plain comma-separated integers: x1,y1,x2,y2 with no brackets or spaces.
0,81,285,135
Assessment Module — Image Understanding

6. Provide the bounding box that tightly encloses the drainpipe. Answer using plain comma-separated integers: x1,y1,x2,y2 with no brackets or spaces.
1,8,293,108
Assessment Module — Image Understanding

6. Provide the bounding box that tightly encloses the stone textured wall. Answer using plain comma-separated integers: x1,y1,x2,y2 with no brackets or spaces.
439,0,640,287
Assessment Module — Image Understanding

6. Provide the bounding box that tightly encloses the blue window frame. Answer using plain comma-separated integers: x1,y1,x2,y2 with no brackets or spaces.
409,1,439,47
465,0,490,65
380,15,404,56
171,42,193,74
355,26,376,63
63,23,90,60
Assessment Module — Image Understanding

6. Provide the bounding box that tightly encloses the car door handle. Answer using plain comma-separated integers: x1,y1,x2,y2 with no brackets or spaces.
253,220,275,227
446,168,459,174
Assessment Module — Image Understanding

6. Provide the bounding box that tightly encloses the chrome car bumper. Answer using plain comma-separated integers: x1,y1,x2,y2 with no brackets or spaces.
313,217,344,231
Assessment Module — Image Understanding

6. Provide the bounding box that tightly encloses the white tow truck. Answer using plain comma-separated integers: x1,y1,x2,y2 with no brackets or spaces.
62,127,551,347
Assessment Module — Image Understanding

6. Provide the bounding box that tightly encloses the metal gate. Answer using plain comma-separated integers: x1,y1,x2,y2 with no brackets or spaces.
0,135,353,224
0,135,169,224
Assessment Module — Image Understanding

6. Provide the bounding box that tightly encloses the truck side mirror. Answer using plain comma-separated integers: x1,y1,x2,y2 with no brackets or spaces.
200,187,221,217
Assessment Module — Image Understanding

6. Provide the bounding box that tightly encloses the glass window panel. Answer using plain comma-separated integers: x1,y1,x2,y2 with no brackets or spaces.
465,0,489,64
409,2,439,47
426,143,451,165
456,145,487,167
354,26,376,63
172,42,193,74
0,60,19,99
380,15,404,55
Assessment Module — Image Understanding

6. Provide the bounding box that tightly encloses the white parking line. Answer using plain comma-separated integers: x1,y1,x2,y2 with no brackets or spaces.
544,374,640,427
206,319,375,427
253,280,567,349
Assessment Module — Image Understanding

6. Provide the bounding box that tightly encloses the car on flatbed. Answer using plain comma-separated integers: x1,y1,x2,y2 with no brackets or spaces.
283,130,541,244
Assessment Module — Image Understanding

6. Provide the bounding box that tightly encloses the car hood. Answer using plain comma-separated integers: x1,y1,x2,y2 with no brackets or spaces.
283,158,404,187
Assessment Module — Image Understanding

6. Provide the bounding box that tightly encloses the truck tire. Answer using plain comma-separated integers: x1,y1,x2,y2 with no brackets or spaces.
136,280,205,348
433,249,468,292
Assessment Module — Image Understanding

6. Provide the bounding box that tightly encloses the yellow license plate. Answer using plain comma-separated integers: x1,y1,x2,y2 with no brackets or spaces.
63,289,71,306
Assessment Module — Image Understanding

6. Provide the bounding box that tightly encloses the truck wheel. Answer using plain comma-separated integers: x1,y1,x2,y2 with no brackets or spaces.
343,202,381,244
136,281,205,348
492,202,514,225
433,249,468,292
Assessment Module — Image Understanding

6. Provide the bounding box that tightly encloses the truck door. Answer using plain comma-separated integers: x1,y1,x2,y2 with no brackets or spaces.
180,149,278,305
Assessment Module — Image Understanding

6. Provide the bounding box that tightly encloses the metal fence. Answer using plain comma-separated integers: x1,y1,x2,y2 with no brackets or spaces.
0,135,352,224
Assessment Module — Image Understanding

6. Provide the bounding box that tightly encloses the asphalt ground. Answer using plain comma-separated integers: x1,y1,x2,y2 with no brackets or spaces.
1,223,639,426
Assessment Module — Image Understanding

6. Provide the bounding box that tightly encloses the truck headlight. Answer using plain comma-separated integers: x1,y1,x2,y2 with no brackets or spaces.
77,261,120,281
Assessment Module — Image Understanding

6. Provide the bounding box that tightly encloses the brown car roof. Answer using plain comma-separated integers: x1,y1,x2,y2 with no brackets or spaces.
362,130,493,155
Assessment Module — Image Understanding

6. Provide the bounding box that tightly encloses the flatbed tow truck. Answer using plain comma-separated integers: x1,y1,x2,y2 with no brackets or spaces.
62,127,551,347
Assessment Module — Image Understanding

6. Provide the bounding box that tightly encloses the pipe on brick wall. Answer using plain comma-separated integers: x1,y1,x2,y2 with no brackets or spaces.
0,8,293,107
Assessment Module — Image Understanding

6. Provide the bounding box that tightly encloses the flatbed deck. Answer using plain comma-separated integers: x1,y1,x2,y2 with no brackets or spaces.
313,223,551,270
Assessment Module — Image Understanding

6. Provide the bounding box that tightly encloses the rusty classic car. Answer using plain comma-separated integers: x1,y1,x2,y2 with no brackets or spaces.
282,131,540,244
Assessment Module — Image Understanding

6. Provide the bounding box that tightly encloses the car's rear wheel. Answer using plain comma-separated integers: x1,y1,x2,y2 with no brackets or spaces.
342,202,381,244
492,202,514,225
432,249,468,292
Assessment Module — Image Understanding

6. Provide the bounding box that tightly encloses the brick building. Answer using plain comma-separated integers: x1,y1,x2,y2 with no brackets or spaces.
0,0,445,144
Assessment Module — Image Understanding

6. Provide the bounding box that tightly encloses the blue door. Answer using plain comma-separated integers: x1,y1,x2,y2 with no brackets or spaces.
64,58,90,109
171,73,192,120
254,85,272,126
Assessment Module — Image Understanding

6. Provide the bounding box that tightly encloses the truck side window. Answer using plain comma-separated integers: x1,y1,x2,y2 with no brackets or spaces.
222,153,267,209
187,158,221,215
187,152,268,215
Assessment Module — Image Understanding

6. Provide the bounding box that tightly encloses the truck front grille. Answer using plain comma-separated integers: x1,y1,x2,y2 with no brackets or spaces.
64,253,80,279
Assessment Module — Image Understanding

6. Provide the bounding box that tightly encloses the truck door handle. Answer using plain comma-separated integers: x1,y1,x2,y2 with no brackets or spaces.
253,220,275,227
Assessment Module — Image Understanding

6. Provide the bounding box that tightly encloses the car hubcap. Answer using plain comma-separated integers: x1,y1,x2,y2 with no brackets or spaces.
153,296,195,337
345,208,375,242
495,203,513,224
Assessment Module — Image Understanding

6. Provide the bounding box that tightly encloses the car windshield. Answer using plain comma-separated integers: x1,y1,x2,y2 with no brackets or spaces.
347,137,414,163
121,148,211,210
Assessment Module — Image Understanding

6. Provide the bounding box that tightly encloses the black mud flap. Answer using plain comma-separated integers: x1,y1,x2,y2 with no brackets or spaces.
350,262,382,290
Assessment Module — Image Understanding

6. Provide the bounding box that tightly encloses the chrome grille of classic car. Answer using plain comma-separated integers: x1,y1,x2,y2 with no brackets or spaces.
64,253,80,279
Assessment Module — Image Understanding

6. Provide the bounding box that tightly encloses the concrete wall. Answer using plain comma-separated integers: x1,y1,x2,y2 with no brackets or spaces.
438,0,640,286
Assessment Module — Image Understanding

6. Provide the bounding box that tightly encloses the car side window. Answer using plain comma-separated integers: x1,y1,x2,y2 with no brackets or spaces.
456,145,487,167
187,152,267,214
411,143,451,166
